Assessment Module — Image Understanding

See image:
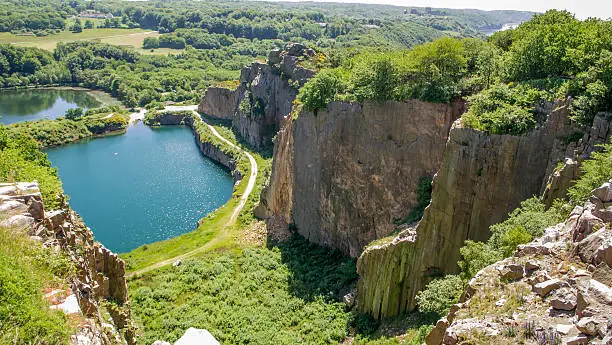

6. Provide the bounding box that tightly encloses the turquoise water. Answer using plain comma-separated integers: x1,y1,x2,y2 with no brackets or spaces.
46,123,234,253
0,89,102,124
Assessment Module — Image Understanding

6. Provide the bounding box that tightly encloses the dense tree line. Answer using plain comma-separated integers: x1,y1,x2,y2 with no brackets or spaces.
299,11,612,135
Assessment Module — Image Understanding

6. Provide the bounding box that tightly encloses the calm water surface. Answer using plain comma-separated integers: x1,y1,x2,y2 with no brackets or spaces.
0,89,102,124
46,123,234,253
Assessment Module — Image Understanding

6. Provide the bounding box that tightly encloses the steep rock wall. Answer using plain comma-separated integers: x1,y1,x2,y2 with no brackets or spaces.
199,45,314,149
263,100,463,257
198,86,241,120
356,105,579,319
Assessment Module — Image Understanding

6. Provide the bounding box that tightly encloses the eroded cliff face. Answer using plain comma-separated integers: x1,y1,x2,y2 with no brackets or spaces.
199,44,315,148
0,182,135,345
262,100,463,257
357,105,612,320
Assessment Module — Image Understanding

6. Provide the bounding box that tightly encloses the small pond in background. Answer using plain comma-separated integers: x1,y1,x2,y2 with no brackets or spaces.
0,88,116,124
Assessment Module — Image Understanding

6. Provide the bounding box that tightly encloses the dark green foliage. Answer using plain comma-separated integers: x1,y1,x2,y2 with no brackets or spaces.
415,275,464,317
64,106,83,120
130,234,357,344
568,142,612,204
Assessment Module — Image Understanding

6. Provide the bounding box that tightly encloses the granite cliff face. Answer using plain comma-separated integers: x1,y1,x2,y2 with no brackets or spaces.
356,105,612,319
0,182,135,345
199,44,316,148
261,100,463,257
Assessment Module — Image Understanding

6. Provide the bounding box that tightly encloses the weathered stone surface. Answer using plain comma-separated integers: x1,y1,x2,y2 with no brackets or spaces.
198,87,241,120
550,288,577,311
576,317,600,335
174,328,220,345
151,341,171,345
534,279,563,296
265,100,462,260
267,49,282,64
498,264,524,281
565,335,589,345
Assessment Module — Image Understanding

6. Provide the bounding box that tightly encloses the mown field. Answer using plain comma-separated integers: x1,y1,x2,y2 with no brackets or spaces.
0,28,161,52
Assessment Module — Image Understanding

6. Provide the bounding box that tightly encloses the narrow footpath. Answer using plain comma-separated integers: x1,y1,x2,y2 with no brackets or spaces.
127,108,258,278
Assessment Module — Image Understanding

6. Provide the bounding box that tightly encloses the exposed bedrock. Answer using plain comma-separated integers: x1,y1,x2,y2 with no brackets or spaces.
262,100,464,257
357,105,612,320
199,44,315,148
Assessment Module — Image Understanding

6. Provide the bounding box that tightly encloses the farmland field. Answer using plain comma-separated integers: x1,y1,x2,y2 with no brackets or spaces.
0,28,158,51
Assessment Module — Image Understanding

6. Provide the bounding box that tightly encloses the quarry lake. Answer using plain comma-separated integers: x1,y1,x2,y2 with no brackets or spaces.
46,122,234,253
0,88,115,124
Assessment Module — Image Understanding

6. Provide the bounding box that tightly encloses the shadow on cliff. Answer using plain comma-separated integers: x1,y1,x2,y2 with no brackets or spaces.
267,234,357,302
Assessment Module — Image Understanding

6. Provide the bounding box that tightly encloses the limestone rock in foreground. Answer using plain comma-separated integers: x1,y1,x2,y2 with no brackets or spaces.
0,182,136,345
174,328,220,345
426,181,612,345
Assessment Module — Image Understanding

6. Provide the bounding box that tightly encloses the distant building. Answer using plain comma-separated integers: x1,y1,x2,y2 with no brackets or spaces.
79,11,114,19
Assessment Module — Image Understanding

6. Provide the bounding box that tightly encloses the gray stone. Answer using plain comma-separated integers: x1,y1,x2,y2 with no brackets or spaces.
550,288,577,311
267,49,282,64
565,334,589,345
28,198,44,220
285,42,306,56
525,260,541,271
343,291,356,309
534,279,563,297
0,214,35,228
593,182,612,203
174,328,220,345
498,264,524,281
151,341,171,345
576,317,599,335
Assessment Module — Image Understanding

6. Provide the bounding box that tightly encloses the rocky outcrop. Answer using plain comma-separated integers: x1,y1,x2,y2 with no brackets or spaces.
426,182,612,345
152,328,220,345
0,182,136,345
356,105,612,320
198,86,241,120
199,44,316,148
262,100,463,257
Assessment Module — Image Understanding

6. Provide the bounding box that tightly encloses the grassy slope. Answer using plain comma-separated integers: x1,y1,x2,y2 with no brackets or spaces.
0,223,74,344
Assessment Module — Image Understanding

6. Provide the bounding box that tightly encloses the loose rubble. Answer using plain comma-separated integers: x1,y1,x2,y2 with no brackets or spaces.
426,181,612,345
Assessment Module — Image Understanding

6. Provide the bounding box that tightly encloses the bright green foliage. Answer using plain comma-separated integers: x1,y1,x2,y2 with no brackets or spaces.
458,241,502,280
298,68,345,113
498,226,533,257
461,83,545,135
566,50,612,126
298,37,469,112
568,142,612,204
489,197,567,249
130,235,357,345
502,11,612,81
0,126,63,208
0,222,74,345
415,275,464,317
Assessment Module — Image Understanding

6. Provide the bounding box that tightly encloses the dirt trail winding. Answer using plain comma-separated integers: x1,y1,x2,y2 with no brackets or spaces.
127,108,258,278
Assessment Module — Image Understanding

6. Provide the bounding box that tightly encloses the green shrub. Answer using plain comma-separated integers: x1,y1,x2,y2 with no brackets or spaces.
458,241,502,280
461,83,545,135
0,127,63,208
568,142,612,204
415,275,464,317
498,225,533,257
298,68,345,113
